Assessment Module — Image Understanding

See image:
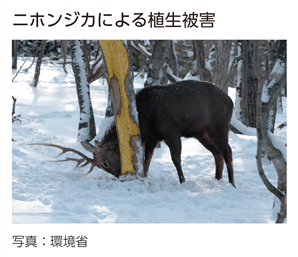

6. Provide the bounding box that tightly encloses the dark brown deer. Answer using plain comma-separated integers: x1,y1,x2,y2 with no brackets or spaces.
30,80,235,187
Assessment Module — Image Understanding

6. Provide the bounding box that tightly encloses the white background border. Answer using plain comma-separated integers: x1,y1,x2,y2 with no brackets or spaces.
1,0,296,256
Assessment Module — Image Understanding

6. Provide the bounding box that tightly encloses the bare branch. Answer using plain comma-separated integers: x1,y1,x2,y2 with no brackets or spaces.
12,60,27,82
82,40,91,79
166,66,181,83
12,96,21,124
12,96,17,116
276,195,287,223
277,121,287,129
131,40,151,58
256,129,284,201
255,42,287,222
88,61,106,84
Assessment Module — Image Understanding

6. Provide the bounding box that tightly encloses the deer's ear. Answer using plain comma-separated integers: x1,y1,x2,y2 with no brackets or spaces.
81,141,96,153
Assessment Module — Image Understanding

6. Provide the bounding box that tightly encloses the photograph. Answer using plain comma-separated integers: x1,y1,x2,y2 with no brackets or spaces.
11,39,287,223
1,1,296,256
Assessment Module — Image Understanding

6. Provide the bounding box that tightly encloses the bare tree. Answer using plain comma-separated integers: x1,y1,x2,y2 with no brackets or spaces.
12,40,18,69
256,40,287,223
211,40,233,94
144,40,171,87
241,40,259,127
234,40,243,121
191,40,212,82
82,40,107,84
265,40,283,133
12,96,21,123
70,40,96,142
61,40,68,74
32,40,46,87
168,41,178,76
99,40,144,179
132,40,151,78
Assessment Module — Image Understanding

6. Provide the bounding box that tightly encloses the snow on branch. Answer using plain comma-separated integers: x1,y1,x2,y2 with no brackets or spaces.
261,80,270,103
137,43,152,57
72,40,96,142
92,59,104,75
94,116,116,142
261,59,286,104
267,60,286,89
269,59,285,81
268,132,287,162
131,40,151,58
230,116,256,136
166,66,181,83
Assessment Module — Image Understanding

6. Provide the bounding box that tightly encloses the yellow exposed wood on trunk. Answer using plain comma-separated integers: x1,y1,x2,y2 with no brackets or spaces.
99,40,139,174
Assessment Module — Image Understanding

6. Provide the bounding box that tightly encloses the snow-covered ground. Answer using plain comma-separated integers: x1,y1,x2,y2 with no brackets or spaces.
12,58,287,223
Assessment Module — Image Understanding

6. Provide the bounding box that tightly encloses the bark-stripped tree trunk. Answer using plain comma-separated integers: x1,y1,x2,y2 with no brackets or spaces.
191,40,212,82
99,40,144,179
144,40,171,87
12,40,18,69
70,40,96,142
32,40,46,87
256,40,287,223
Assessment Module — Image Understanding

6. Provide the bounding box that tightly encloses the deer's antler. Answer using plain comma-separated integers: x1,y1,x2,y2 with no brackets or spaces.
28,143,95,174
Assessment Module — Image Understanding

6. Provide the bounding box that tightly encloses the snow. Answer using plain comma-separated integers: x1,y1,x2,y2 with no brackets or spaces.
72,40,94,141
269,59,286,81
166,66,181,82
94,115,115,141
268,131,287,162
11,58,287,223
230,116,256,136
92,59,103,75
205,60,212,71
261,80,270,103
138,42,152,57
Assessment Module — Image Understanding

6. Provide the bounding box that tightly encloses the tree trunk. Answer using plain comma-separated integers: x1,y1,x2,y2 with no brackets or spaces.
131,40,151,79
70,40,96,142
61,40,68,74
266,40,279,76
82,40,91,79
32,40,46,87
169,41,178,76
191,40,212,82
211,40,232,94
256,40,287,223
266,40,284,133
81,41,107,84
241,40,258,127
144,40,171,87
12,40,18,69
234,40,243,121
99,40,144,178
